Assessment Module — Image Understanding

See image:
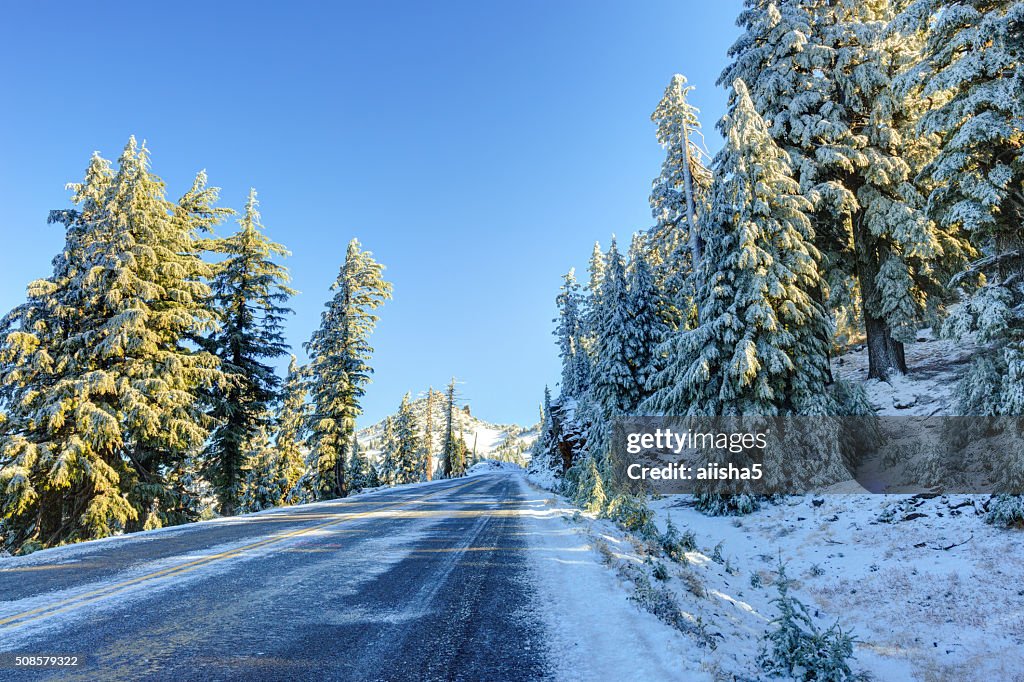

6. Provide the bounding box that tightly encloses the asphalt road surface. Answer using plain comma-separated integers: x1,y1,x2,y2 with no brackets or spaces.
0,475,552,681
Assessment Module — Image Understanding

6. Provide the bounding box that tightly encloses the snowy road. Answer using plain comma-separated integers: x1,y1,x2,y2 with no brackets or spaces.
0,473,692,681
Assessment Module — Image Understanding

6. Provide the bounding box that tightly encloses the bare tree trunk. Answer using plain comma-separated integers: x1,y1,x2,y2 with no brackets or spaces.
424,388,434,481
681,117,702,269
857,235,908,380
864,312,907,379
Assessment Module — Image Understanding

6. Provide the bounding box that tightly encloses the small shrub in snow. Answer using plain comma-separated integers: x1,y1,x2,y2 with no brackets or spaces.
810,563,826,578
569,454,606,512
750,572,763,588
592,537,616,565
629,570,716,649
712,541,726,565
683,569,707,599
760,564,867,682
18,540,42,556
652,561,669,581
659,514,695,563
696,492,761,516
986,494,1024,529
605,493,653,532
572,457,608,515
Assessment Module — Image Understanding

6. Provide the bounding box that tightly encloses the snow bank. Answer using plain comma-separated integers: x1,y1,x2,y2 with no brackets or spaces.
513,474,712,681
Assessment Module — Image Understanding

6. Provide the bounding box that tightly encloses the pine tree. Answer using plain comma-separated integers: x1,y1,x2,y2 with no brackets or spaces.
644,80,835,417
0,139,227,550
204,189,295,515
625,235,666,408
554,270,590,399
721,0,966,380
423,387,435,481
648,74,714,330
277,357,311,504
441,378,460,478
573,456,607,514
759,562,865,681
392,393,422,484
898,0,1024,522
591,238,636,416
901,0,1024,415
347,435,371,493
377,415,399,486
582,241,606,354
305,239,392,499
239,427,286,512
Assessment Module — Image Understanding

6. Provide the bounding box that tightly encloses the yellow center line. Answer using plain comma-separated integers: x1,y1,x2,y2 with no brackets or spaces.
0,478,485,630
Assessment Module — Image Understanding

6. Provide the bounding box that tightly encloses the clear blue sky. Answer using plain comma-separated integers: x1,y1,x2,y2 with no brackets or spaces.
0,0,742,427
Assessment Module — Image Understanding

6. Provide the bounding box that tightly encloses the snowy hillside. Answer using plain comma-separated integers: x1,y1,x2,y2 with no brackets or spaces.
527,335,1024,681
357,391,538,467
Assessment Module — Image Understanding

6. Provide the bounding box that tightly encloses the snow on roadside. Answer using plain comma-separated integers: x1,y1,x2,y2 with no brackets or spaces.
514,473,712,682
620,332,1023,680
644,492,1024,681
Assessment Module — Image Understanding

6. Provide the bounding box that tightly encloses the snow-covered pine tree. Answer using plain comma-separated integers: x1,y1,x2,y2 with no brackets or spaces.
581,242,606,359
277,357,311,504
625,235,666,409
536,386,562,471
450,426,469,477
441,378,460,478
423,386,435,481
376,415,399,486
591,238,637,417
645,80,835,417
393,393,422,485
554,269,590,399
0,139,227,550
204,189,295,515
648,74,714,331
721,0,966,380
347,435,372,493
899,0,1024,524
305,239,392,499
902,0,1024,415
573,455,607,514
239,426,287,512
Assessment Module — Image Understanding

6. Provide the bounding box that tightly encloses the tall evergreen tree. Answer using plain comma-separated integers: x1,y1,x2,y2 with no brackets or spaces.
720,0,967,379
645,80,835,416
899,0,1024,524
204,189,295,515
583,241,606,346
591,239,636,416
347,435,373,493
392,393,422,484
554,270,590,399
277,357,311,504
0,139,227,550
305,239,392,499
377,415,399,487
239,426,286,512
900,0,1024,415
625,236,666,408
423,387,436,481
441,378,460,478
450,426,469,477
649,74,714,330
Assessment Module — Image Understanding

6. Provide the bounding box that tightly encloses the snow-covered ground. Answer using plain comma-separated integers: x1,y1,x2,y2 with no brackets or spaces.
513,473,713,681
524,471,1024,681
525,333,1024,681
